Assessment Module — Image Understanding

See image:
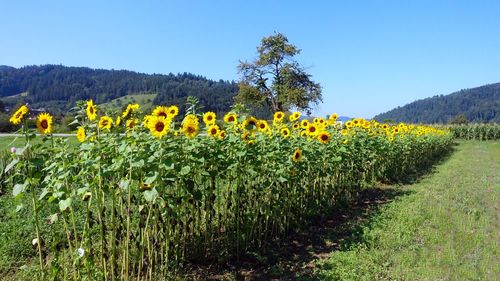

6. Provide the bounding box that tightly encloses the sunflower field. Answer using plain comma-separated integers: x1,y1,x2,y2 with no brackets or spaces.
4,101,453,280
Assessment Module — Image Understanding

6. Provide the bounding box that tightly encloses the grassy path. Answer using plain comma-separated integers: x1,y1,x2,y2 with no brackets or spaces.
313,141,500,280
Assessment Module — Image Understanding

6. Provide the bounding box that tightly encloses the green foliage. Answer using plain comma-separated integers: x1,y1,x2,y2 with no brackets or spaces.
447,123,500,140
374,83,500,123
236,33,322,114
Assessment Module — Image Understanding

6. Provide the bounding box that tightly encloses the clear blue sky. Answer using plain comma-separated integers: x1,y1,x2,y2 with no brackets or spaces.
2,0,499,118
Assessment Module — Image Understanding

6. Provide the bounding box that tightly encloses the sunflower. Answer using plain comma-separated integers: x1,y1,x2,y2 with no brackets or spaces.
345,120,353,128
143,115,153,127
317,131,331,144
223,112,237,123
203,111,217,126
122,103,140,119
300,119,309,129
182,115,199,138
86,100,97,121
218,130,226,140
306,123,319,136
300,130,308,137
76,127,86,142
247,140,255,145
243,116,258,129
140,183,153,191
257,120,269,132
9,105,29,125
291,148,302,163
126,118,139,130
36,113,53,134
281,127,291,138
342,138,348,144
273,111,285,124
152,106,169,119
98,116,113,131
148,116,170,138
168,106,179,119
207,124,220,137
289,111,301,122
292,123,300,130
353,119,360,126
329,113,338,122
340,129,348,136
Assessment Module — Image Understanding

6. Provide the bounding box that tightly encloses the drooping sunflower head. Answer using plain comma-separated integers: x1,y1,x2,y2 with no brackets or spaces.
9,105,29,125
86,100,97,121
98,116,113,131
207,124,220,137
168,105,179,119
148,116,170,138
289,111,301,122
280,127,291,138
306,123,319,136
203,111,217,126
36,113,53,134
291,148,302,163
273,111,285,123
122,103,140,119
257,120,269,132
152,106,169,119
76,126,86,142
317,131,331,144
223,112,237,124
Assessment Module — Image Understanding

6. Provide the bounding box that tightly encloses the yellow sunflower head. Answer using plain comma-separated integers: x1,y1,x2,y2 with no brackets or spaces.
292,123,300,130
86,100,97,121
9,105,29,125
152,106,169,119
306,123,319,136
76,126,86,142
280,127,291,138
168,105,179,119
340,129,348,136
291,148,302,163
203,111,217,126
317,131,331,144
257,120,269,132
329,113,338,122
300,119,309,129
273,111,285,123
289,111,301,122
223,112,237,124
36,113,53,134
218,130,226,140
207,124,220,137
148,116,170,138
182,115,199,138
98,116,113,131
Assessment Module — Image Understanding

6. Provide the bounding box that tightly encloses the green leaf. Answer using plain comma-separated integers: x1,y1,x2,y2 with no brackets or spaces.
38,188,49,201
59,198,72,212
5,158,19,173
119,179,130,190
49,213,59,224
144,171,158,185
143,188,158,202
13,182,28,197
131,159,144,168
180,166,191,176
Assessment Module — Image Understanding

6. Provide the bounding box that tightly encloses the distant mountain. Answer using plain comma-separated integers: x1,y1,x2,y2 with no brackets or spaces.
373,83,500,124
0,65,238,115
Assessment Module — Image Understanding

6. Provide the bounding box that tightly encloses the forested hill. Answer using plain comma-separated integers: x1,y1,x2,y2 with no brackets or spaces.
0,65,238,114
373,83,500,123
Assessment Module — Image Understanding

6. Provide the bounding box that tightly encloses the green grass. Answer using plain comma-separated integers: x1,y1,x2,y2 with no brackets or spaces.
313,141,500,280
99,93,157,113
